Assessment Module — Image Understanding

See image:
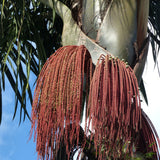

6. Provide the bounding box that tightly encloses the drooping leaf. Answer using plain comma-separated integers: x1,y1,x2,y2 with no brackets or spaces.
140,79,148,105
148,0,160,67
0,0,63,123
4,65,30,121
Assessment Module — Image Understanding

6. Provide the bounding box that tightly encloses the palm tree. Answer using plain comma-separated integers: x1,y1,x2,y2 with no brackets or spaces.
1,0,160,159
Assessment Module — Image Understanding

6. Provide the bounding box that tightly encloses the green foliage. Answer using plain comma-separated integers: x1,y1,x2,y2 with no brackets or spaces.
0,0,63,123
149,0,160,66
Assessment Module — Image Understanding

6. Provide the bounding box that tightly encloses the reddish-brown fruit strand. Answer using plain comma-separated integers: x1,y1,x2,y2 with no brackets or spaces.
137,111,160,159
87,55,141,159
31,45,93,160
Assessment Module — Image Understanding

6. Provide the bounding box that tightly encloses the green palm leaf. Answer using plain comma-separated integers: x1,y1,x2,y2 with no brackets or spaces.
0,0,62,123
149,0,160,65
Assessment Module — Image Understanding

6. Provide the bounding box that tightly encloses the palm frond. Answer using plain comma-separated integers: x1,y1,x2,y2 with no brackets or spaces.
0,0,63,123
148,0,160,66
139,79,148,105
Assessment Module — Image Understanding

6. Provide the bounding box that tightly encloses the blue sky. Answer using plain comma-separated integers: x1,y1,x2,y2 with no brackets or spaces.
0,72,37,160
0,45,160,160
